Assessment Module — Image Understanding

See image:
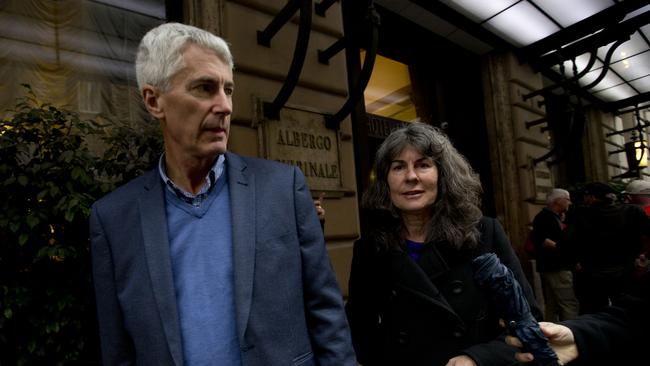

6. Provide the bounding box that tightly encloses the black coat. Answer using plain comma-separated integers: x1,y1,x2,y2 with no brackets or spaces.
572,203,649,272
346,217,541,366
531,208,575,272
562,273,650,365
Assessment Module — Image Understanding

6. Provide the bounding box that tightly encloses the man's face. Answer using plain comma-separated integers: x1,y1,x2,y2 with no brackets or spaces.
557,195,571,213
144,44,234,162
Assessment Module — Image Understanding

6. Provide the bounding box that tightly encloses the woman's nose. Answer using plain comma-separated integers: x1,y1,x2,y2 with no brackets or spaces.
404,166,418,181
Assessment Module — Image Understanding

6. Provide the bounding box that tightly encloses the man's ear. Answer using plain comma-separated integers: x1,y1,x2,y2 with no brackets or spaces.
142,85,164,119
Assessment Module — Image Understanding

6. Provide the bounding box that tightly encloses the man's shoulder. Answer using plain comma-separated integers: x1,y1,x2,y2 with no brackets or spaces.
93,169,157,209
228,152,295,174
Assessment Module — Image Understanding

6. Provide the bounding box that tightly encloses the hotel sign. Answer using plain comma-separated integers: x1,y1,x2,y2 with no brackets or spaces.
258,103,342,192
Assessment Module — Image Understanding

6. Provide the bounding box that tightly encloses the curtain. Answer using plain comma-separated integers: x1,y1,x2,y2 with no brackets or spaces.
0,0,165,124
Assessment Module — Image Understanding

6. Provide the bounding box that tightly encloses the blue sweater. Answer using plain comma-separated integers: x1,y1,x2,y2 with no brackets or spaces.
164,170,241,365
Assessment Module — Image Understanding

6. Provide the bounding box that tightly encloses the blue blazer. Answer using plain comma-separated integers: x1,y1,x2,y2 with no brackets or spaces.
90,152,356,366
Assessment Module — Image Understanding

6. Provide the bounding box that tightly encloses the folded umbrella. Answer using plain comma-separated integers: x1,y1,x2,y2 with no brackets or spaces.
472,253,559,366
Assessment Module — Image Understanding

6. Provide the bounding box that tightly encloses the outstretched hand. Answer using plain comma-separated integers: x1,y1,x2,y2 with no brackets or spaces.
505,321,579,365
445,355,476,366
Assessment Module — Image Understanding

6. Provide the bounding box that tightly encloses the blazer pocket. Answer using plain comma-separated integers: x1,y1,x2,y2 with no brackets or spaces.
292,351,314,366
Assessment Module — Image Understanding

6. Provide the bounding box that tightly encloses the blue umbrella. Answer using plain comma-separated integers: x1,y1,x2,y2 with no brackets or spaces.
472,253,559,366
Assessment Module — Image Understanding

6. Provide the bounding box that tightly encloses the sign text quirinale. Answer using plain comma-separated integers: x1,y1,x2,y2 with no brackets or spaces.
260,105,342,191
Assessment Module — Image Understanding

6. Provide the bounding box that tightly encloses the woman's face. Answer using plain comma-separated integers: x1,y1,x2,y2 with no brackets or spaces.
387,145,439,217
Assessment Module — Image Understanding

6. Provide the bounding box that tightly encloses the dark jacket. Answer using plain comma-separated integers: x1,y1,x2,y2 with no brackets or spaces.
346,217,541,366
562,272,650,365
572,203,649,272
531,207,575,272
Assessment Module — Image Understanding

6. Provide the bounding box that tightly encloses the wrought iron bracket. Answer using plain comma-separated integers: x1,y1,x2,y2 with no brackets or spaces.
325,3,380,130
525,117,547,129
318,37,346,64
257,0,301,47
260,0,313,120
315,0,338,17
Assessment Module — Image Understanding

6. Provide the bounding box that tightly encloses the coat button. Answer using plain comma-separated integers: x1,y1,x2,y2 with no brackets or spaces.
449,280,463,295
397,331,408,344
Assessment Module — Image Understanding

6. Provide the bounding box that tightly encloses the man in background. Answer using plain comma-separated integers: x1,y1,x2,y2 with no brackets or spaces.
624,179,650,275
572,182,650,314
532,188,579,321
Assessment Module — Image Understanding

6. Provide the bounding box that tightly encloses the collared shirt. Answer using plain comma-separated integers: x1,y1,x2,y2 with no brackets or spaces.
158,153,225,207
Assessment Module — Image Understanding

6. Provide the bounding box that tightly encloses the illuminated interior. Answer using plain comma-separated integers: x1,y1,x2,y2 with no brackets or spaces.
362,51,419,122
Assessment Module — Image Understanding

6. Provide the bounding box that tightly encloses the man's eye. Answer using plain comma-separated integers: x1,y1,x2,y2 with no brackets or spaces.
224,87,234,96
195,84,215,93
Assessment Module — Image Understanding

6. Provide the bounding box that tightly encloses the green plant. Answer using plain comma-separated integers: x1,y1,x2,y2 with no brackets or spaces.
0,86,162,365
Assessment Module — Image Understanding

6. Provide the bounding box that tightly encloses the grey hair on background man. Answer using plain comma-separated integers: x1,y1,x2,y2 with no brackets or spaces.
546,188,570,205
135,22,234,92
363,122,483,250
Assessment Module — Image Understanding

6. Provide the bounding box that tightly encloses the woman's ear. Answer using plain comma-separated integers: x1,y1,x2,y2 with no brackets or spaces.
142,85,164,119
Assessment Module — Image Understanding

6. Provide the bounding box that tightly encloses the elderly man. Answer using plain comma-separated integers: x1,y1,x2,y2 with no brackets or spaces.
625,179,650,215
531,188,579,321
90,23,355,365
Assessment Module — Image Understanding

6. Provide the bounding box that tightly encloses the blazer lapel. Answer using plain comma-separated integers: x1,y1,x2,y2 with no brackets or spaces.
225,152,256,344
139,170,183,366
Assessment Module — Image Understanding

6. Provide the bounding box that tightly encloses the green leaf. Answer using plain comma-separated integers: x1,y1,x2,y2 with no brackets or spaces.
17,175,28,186
27,341,36,354
71,166,84,180
26,215,39,228
18,233,29,246
37,188,48,200
4,308,12,319
9,221,20,232
64,210,74,222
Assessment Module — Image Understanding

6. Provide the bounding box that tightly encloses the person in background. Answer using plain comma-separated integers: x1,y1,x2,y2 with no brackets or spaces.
314,192,326,231
571,182,650,314
624,179,650,275
90,22,355,366
345,123,540,366
624,179,650,216
531,188,579,321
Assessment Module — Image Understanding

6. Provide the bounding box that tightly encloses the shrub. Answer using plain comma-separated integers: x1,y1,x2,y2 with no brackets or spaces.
0,86,162,365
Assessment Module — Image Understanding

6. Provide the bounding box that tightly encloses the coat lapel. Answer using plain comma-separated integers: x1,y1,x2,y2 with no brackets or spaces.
388,250,463,324
225,152,256,344
139,170,183,366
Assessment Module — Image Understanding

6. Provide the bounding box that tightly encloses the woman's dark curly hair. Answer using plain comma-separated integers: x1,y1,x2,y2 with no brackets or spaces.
362,123,483,250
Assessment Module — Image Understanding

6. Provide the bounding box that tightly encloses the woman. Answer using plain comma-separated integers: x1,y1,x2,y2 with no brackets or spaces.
345,123,541,366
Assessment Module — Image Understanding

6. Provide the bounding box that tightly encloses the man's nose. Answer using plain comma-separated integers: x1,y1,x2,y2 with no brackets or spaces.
210,91,232,115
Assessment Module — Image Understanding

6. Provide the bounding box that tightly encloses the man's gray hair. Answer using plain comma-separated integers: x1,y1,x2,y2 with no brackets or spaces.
546,188,570,205
135,22,233,92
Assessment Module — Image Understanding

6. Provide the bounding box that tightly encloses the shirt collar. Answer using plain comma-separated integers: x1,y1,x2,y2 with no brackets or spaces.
158,153,225,204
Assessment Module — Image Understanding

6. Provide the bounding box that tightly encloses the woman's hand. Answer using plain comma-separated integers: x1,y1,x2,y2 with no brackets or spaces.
445,355,477,366
505,321,579,365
